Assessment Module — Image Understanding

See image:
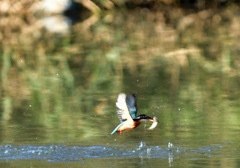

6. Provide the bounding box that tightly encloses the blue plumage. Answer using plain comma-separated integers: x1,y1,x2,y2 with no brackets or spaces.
126,94,137,119
110,122,124,134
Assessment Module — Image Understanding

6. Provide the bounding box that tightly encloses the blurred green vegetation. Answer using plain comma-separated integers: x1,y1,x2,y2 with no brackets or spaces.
0,1,240,147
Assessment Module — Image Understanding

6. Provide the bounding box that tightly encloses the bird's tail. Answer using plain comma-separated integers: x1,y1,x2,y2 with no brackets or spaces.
111,122,123,135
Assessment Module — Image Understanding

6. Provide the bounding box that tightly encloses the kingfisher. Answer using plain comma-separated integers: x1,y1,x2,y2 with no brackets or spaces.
111,93,157,134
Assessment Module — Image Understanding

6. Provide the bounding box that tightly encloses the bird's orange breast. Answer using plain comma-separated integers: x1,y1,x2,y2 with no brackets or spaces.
117,120,142,133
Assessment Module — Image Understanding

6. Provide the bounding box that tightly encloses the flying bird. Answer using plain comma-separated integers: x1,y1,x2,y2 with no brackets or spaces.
111,93,158,134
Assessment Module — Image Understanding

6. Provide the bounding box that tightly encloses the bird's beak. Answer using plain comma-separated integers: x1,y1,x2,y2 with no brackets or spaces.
145,116,153,121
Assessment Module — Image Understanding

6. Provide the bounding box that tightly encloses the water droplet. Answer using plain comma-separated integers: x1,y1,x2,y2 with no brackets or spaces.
50,145,57,151
147,148,151,154
29,105,31,107
139,141,146,149
168,142,173,149
178,108,180,111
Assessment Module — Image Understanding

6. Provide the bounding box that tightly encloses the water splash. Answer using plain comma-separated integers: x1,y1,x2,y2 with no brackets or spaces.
138,141,146,149
167,142,174,167
168,142,174,149
0,143,225,162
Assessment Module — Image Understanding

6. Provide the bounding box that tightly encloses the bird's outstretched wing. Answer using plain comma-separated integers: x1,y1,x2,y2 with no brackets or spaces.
116,93,134,122
126,94,137,119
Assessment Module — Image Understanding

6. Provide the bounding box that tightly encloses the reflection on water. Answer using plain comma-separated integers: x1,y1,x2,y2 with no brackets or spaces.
1,1,240,168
